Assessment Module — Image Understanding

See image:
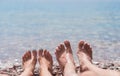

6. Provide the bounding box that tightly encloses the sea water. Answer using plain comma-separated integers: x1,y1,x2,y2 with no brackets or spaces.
0,1,120,64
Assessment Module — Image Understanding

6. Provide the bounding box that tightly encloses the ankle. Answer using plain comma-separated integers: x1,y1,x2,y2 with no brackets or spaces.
23,69,34,76
39,67,52,76
40,65,52,73
80,58,92,64
80,60,92,72
64,62,76,73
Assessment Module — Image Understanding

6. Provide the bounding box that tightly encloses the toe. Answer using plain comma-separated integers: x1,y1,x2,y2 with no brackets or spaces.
64,40,71,48
46,51,49,59
64,40,72,53
24,52,28,61
86,44,91,53
78,41,84,50
25,51,30,61
84,43,93,60
22,55,26,64
84,43,88,50
48,52,53,64
22,51,28,65
55,47,61,60
59,44,66,54
84,43,89,53
39,49,43,57
60,44,65,51
32,50,37,60
86,44,92,59
55,46,61,54
27,51,31,59
84,43,91,54
58,45,61,50
22,56,24,62
44,50,52,62
48,52,53,66
89,48,92,59
55,47,59,55
84,43,90,50
44,50,47,58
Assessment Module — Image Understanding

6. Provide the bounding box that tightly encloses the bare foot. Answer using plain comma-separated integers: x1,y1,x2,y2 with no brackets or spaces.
55,40,74,71
21,50,37,76
38,49,53,75
77,41,92,72
77,41,120,76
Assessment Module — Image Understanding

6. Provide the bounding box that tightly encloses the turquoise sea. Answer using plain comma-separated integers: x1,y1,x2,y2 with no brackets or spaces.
0,0,120,64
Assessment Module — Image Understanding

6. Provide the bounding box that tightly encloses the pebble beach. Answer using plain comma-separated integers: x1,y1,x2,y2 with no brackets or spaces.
0,62,120,76
0,0,120,76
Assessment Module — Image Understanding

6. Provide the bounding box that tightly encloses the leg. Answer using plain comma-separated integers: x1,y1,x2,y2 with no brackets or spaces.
20,50,37,76
38,49,53,76
55,40,78,76
77,41,120,76
0,74,9,76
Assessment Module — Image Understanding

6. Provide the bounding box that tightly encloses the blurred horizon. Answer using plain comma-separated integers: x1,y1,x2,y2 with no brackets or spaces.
0,0,120,64
0,0,120,12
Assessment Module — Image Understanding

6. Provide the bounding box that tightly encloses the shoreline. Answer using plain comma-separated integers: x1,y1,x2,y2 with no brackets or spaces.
0,61,120,76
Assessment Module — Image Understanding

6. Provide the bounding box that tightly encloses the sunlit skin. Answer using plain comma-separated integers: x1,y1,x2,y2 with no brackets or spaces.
77,41,120,76
17,40,120,76
55,40,78,76
20,49,53,76
0,74,9,76
20,50,37,76
38,49,53,76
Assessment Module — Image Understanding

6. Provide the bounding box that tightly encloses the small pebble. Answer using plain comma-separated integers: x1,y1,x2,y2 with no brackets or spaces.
0,62,120,76
93,61,100,65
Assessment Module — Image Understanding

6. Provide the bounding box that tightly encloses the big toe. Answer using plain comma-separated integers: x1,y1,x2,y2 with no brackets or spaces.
44,50,53,65
84,43,92,59
39,49,43,58
64,40,72,53
22,51,31,63
44,50,48,59
78,41,84,50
